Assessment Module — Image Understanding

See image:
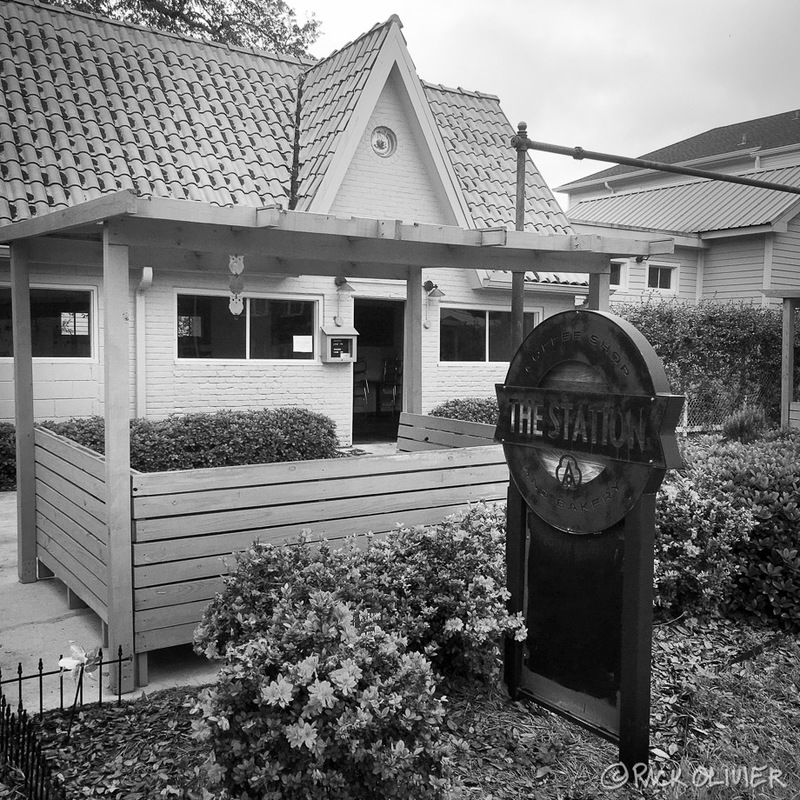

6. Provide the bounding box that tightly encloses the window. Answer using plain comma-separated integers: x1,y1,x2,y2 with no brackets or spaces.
440,308,538,362
647,264,676,291
0,287,93,358
177,294,315,360
610,259,627,289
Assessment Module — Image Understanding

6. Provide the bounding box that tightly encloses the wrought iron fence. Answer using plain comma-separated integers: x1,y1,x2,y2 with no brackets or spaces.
0,648,132,799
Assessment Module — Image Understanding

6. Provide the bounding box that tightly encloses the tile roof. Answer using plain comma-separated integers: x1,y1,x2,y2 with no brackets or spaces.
561,109,800,188
294,18,391,209
0,0,571,240
567,164,800,234
0,0,304,225
423,82,572,235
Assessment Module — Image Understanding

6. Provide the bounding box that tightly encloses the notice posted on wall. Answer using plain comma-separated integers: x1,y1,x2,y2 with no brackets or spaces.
293,335,314,353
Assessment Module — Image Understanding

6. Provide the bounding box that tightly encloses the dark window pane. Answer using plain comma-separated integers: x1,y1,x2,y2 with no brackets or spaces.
0,287,92,358
488,311,537,361
440,308,485,361
648,266,672,290
250,299,314,360
177,295,246,358
610,262,622,286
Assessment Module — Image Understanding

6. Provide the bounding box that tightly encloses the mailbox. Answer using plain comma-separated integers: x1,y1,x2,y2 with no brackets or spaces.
320,325,359,363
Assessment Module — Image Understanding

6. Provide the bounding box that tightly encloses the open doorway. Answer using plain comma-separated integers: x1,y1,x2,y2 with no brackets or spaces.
352,298,405,442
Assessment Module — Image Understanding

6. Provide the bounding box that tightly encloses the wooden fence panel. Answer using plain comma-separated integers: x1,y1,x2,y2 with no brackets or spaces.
131,444,508,653
33,428,108,621
397,412,496,451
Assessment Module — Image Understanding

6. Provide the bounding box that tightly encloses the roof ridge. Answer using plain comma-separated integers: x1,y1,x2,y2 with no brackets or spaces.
307,14,401,72
17,0,312,66
422,80,500,102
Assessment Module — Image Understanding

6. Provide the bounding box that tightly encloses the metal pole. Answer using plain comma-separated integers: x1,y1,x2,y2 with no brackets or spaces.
511,122,528,351
517,138,800,196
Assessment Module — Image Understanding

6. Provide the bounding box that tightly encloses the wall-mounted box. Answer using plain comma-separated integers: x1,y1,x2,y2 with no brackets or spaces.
320,325,359,363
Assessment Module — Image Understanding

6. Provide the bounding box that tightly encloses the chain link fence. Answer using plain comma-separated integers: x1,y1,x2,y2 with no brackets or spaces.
676,377,781,435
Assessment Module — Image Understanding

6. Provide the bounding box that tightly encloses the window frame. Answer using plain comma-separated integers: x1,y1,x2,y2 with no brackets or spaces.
439,306,542,364
645,261,679,294
174,289,320,363
609,259,629,292
0,283,98,361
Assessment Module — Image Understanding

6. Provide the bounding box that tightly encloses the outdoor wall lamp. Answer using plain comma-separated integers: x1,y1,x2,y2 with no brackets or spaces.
334,276,355,326
423,280,445,298
423,280,444,328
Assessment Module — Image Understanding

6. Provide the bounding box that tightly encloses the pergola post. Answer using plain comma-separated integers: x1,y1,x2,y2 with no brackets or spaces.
781,298,796,427
405,270,424,414
588,271,611,312
11,240,37,583
103,224,135,692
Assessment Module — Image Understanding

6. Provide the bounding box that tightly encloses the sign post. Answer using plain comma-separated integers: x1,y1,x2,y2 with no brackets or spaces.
496,309,683,772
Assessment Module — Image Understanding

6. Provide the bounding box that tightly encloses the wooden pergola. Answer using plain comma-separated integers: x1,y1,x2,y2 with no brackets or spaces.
1,191,673,689
763,289,800,428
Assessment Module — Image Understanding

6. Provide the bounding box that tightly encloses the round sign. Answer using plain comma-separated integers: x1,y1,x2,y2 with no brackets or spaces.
495,309,682,534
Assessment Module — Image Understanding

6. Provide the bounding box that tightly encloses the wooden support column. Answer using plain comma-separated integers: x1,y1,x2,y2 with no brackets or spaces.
511,122,528,351
10,240,37,583
588,271,611,312
781,298,796,427
103,225,135,692
619,494,656,773
404,270,424,414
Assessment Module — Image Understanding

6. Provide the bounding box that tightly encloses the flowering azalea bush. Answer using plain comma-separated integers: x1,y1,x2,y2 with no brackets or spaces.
192,590,455,800
654,472,753,619
195,503,525,683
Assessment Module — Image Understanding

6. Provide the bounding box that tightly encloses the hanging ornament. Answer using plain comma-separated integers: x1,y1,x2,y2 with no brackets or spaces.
228,255,245,316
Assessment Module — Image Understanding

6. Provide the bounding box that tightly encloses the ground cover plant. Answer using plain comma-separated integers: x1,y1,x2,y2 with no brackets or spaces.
24,617,799,799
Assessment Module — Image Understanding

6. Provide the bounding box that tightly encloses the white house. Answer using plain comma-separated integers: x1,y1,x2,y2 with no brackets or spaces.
0,0,667,445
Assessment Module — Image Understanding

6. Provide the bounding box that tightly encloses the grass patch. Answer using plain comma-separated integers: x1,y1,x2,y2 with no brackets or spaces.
24,618,800,799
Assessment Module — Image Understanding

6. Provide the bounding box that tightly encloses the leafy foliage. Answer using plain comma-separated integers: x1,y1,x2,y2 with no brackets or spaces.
196,504,525,683
48,0,320,58
0,422,15,491
192,590,454,799
614,299,785,423
429,397,499,425
654,473,754,620
721,404,768,443
686,431,800,631
41,407,339,472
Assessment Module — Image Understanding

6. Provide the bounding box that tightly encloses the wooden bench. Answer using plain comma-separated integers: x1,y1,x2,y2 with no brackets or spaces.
397,411,497,451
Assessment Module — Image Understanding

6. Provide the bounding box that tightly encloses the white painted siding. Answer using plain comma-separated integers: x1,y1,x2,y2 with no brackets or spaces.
769,213,800,299
701,236,766,302
607,251,697,305
330,68,455,225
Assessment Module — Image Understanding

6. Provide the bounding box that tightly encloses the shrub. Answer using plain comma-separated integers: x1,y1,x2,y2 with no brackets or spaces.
721,405,768,443
686,431,800,630
0,422,15,491
429,397,498,425
195,503,526,683
41,407,339,471
192,590,454,800
654,472,754,619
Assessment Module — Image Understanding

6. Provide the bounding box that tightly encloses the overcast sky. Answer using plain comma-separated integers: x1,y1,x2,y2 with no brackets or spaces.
292,0,800,206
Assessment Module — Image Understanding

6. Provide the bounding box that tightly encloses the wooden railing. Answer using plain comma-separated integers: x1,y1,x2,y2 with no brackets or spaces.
29,417,509,686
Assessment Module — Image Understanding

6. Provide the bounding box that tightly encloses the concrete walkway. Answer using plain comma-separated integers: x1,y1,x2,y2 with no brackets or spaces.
0,441,398,711
0,491,220,711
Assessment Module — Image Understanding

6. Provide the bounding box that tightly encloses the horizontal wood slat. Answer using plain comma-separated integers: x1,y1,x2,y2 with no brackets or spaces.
131,443,500,497
37,512,107,590
35,480,106,542
133,452,505,524
34,427,106,482
37,495,107,565
397,413,496,451
35,465,106,523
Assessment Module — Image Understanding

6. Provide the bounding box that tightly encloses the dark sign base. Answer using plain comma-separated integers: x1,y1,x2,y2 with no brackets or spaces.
504,483,655,771
522,514,624,739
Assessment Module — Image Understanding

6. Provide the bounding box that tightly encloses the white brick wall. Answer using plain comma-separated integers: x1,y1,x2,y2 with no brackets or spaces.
330,69,455,225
